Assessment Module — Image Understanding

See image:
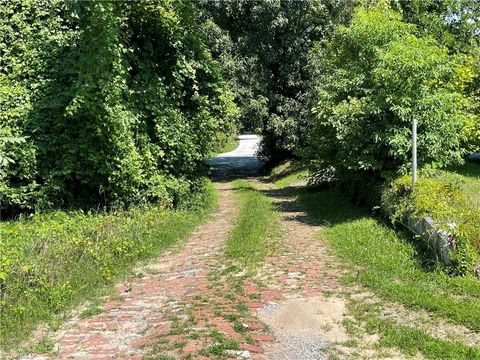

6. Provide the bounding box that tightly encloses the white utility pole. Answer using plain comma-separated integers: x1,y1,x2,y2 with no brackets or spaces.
412,118,417,184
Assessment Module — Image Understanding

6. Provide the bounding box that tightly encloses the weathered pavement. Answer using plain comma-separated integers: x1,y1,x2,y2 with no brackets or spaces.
27,181,239,359
19,135,345,360
248,182,343,360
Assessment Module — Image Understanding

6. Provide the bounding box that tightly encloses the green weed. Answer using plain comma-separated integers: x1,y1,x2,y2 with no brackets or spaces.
0,182,215,350
226,180,278,267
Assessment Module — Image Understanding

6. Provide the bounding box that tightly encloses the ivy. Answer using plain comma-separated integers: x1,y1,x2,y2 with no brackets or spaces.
0,0,238,215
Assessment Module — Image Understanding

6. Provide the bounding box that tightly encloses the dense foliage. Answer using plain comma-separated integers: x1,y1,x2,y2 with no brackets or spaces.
202,0,352,162
383,170,480,275
0,0,237,215
307,5,478,200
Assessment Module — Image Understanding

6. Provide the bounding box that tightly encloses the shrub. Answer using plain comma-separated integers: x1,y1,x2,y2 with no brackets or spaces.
0,0,238,215
382,171,480,275
308,4,477,201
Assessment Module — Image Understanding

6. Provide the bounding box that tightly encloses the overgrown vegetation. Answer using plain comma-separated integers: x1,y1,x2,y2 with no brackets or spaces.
307,4,478,201
0,0,238,214
226,180,278,267
383,165,480,275
0,181,215,349
1,0,479,352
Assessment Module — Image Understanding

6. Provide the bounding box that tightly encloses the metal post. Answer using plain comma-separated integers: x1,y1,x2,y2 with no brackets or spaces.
412,118,417,184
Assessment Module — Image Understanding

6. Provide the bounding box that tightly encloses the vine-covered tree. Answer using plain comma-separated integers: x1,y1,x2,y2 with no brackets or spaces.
0,0,238,214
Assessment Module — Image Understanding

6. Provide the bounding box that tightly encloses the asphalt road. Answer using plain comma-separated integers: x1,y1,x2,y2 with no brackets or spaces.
209,134,263,178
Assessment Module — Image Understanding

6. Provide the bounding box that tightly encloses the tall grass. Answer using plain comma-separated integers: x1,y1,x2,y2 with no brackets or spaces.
0,182,215,350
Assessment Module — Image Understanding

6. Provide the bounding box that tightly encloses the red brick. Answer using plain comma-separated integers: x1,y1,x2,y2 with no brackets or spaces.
251,333,275,342
240,343,264,354
261,290,283,302
247,301,264,310
244,285,258,295
246,322,265,331
86,334,108,346
132,337,155,348
91,348,116,355
106,323,119,331
153,324,171,334
183,343,203,354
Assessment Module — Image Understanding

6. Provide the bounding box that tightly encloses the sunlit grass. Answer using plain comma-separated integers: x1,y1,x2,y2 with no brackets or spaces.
0,182,216,350
268,158,480,358
226,180,278,267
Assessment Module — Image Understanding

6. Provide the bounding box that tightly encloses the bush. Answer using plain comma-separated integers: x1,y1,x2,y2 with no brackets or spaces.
308,4,477,201
382,171,480,275
0,0,238,215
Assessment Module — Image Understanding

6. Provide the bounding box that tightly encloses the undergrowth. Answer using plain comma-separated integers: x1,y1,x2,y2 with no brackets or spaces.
0,181,215,350
383,165,480,275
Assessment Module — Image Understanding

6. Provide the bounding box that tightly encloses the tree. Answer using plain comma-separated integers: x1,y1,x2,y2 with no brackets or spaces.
308,5,477,200
203,0,352,162
0,0,238,214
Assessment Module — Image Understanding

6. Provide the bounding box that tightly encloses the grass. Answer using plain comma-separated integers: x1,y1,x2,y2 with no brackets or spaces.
226,180,278,267
298,189,480,326
269,161,480,358
32,336,55,355
268,160,308,188
199,330,239,357
0,182,216,350
354,304,480,359
79,302,103,319
447,161,480,207
274,170,308,188
299,190,480,358
211,135,239,157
